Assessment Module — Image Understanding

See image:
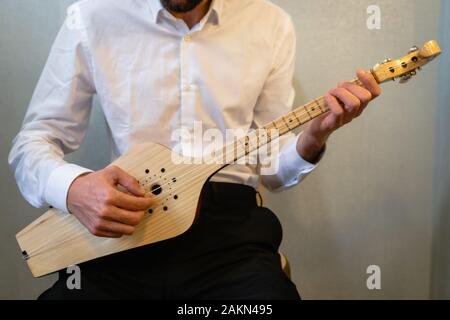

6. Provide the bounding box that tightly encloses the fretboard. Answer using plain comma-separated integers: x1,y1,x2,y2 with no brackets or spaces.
216,79,363,164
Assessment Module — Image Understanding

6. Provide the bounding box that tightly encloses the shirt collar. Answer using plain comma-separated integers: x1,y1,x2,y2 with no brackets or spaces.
148,0,224,25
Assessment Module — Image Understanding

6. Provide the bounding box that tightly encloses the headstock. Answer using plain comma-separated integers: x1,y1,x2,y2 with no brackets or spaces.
371,40,441,84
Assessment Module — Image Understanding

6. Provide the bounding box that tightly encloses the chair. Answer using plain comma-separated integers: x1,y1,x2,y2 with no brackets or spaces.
280,252,291,279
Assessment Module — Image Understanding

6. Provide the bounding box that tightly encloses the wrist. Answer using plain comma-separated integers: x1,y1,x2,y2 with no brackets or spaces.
67,172,92,212
297,131,328,164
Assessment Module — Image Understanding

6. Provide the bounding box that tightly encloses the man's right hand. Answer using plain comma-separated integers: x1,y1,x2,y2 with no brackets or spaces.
67,165,153,238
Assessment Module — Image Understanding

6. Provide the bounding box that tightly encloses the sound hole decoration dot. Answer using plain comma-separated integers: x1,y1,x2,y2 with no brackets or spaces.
161,168,166,173
148,209,153,214
163,206,168,211
145,169,149,174
172,178,177,183
174,195,178,200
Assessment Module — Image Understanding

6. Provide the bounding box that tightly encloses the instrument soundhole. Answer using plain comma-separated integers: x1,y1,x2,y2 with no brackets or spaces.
151,184,162,195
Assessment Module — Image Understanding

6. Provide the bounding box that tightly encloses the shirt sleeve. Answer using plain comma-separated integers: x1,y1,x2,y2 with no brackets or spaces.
8,15,95,213
253,14,324,192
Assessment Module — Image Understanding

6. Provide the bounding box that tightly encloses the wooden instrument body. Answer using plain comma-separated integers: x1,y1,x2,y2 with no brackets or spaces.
16,143,223,277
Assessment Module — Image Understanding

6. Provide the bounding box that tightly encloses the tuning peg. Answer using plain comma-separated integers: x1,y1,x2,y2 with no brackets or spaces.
399,71,416,84
409,46,419,53
399,76,410,84
382,58,392,64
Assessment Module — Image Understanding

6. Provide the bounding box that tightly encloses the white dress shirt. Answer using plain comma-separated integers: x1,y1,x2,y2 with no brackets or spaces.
9,0,320,214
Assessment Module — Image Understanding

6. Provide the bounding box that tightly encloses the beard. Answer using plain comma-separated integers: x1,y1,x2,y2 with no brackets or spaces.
160,0,204,13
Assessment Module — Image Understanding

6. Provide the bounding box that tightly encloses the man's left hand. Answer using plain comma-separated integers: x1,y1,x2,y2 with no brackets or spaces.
297,69,382,163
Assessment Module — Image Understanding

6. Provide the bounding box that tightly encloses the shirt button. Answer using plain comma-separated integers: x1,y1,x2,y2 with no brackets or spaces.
184,35,192,42
183,84,191,91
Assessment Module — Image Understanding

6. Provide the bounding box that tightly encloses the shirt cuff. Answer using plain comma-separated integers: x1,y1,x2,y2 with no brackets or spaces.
278,134,325,188
44,163,93,213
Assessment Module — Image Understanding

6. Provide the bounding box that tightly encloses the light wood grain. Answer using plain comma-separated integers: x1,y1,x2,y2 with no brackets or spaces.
17,143,222,277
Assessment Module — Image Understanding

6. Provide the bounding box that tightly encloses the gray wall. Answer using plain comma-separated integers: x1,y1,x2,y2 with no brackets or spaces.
431,0,450,300
0,0,110,299
0,0,447,299
266,0,442,299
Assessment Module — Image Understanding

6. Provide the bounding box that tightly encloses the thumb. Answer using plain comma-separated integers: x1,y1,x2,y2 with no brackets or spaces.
108,166,145,197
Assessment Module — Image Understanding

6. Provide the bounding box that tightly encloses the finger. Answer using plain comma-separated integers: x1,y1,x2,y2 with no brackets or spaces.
107,165,145,196
73,213,120,238
340,82,373,106
106,207,145,226
329,87,361,115
95,219,136,236
357,69,381,98
93,231,123,238
324,93,345,127
110,189,153,211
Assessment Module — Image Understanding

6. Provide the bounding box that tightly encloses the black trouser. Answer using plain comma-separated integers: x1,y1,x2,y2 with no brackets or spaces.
39,182,300,300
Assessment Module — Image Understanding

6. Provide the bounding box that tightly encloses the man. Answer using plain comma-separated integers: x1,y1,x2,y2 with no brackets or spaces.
9,0,380,299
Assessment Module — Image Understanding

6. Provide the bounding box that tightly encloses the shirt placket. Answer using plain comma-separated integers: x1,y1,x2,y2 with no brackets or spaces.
171,12,210,159
180,31,197,158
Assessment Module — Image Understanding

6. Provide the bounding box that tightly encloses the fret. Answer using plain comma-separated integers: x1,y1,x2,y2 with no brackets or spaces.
277,121,290,135
256,128,268,146
296,108,311,123
233,137,250,164
239,135,250,155
281,116,292,130
288,113,301,126
252,129,261,150
266,128,273,143
270,120,284,136
292,110,304,125
267,121,278,131
243,135,250,155
304,106,313,119
315,99,325,113
307,103,322,118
